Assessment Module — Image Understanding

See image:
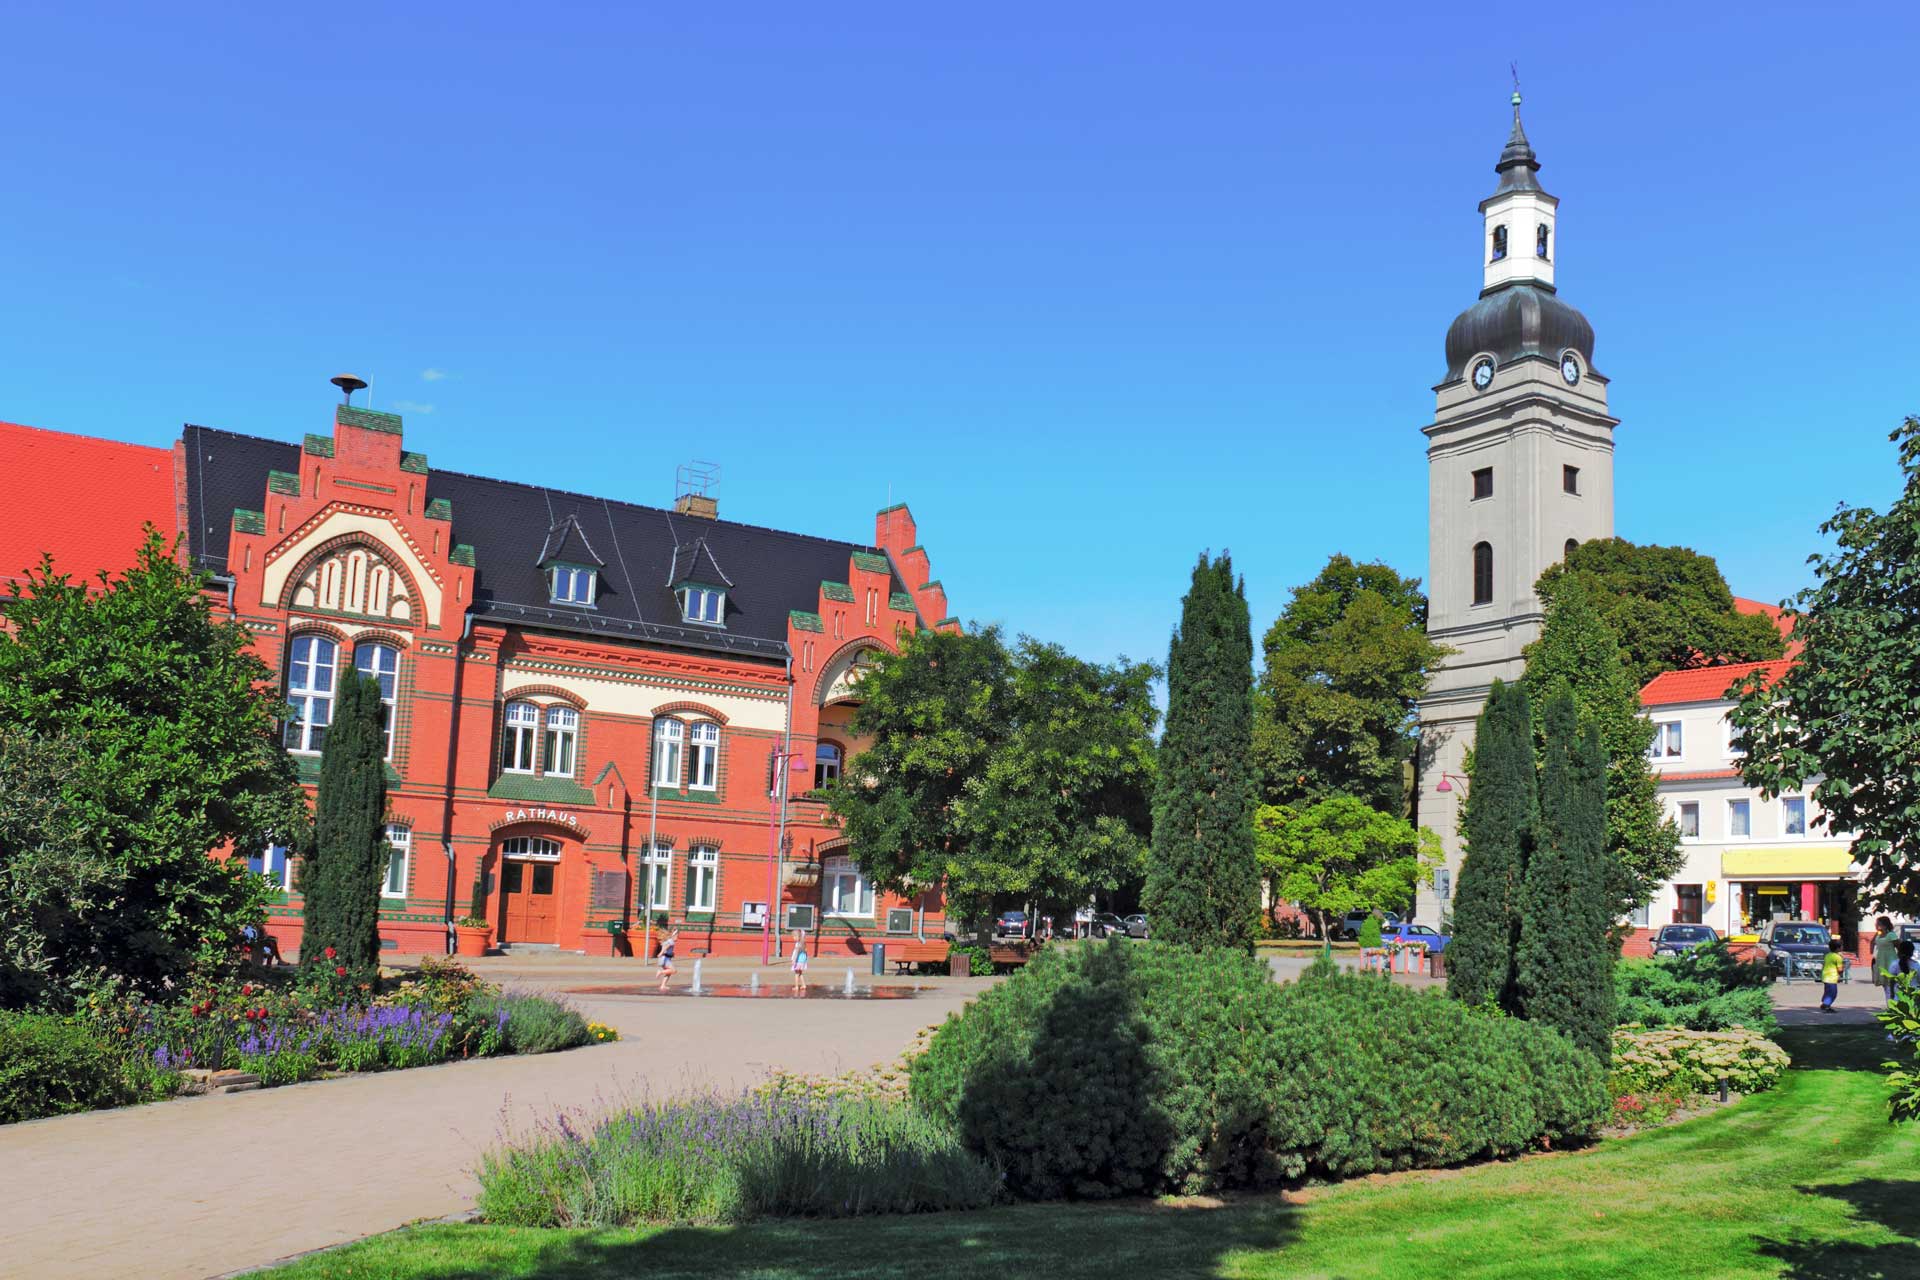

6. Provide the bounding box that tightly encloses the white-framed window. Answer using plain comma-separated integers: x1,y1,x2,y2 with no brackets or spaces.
653,717,684,787
824,858,874,918
814,741,843,789
500,836,562,860
549,565,596,606
284,633,338,753
543,705,579,777
1782,795,1808,837
1628,900,1651,929
383,824,411,898
502,701,539,773
1727,798,1752,839
1651,721,1684,760
643,842,673,911
688,845,718,912
688,721,720,791
355,642,401,759
680,586,725,625
251,842,295,892
1677,801,1700,840
1725,717,1746,758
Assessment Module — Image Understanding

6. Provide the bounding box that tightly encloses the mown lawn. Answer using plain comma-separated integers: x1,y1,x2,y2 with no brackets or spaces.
252,1026,1920,1280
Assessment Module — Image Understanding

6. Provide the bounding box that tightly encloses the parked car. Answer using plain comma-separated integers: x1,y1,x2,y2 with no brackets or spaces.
1381,922,1449,953
1337,910,1402,941
1650,924,1720,956
1758,920,1844,980
1121,913,1150,939
1089,912,1128,938
993,910,1031,940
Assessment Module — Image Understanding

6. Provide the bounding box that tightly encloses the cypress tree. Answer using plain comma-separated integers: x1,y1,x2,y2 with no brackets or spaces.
300,670,388,970
1517,687,1616,1057
1446,680,1535,1012
1145,552,1259,951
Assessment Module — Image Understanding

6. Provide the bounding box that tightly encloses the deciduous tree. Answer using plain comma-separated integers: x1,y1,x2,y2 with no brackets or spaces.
1146,553,1259,951
1253,796,1441,941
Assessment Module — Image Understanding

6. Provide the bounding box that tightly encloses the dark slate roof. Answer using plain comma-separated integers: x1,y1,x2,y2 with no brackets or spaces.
667,536,734,589
1489,92,1543,199
536,514,606,568
1443,282,1598,382
179,424,905,661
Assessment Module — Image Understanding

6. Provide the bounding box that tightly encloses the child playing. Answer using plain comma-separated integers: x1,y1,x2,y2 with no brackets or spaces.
1819,938,1845,1012
656,929,679,992
791,931,810,992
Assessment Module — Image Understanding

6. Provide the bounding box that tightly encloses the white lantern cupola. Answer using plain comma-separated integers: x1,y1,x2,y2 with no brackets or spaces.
1480,91,1557,293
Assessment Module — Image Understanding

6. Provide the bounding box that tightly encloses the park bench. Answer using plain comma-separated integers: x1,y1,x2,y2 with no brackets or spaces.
989,940,1041,972
888,938,953,974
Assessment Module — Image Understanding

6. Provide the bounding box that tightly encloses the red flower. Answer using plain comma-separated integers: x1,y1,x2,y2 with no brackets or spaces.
255,1007,267,1020
335,966,347,977
324,946,337,960
242,984,254,996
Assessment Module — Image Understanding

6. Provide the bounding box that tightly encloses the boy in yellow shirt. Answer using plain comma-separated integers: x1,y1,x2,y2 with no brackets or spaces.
1820,940,1845,1012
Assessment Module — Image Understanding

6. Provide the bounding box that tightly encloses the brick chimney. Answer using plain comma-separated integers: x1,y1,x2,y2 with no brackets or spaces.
674,461,719,519
673,493,717,519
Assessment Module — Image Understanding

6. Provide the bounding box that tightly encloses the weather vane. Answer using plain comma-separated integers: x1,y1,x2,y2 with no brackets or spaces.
1510,61,1522,103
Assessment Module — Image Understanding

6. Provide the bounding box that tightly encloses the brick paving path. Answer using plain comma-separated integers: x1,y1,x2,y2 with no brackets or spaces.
0,960,984,1280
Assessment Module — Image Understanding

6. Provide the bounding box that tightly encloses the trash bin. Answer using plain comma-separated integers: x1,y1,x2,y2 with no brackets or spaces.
950,953,969,978
870,943,887,975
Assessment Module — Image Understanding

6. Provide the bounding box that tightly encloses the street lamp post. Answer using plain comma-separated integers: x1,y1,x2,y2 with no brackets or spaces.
763,749,811,965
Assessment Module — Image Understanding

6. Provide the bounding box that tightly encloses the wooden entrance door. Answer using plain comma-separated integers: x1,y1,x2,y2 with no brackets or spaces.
501,859,559,944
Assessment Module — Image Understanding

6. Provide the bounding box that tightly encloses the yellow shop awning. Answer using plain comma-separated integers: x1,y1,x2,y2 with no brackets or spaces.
1721,847,1857,878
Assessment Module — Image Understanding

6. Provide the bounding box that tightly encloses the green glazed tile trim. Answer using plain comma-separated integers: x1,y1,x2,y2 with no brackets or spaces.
425,498,453,521
889,592,914,611
922,579,943,591
450,543,476,567
876,502,909,515
851,551,889,574
789,610,824,633
400,451,430,474
820,581,854,604
267,470,301,497
936,616,960,627
302,433,335,457
337,404,403,434
904,544,925,555
488,773,594,805
233,509,266,535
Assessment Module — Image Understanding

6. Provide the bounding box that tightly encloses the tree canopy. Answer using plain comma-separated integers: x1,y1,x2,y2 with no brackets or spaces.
0,729,119,1007
1253,796,1440,941
1537,538,1784,689
1146,552,1260,951
0,531,306,1001
1253,555,1448,816
1733,417,1920,913
827,626,1158,925
1521,575,1682,911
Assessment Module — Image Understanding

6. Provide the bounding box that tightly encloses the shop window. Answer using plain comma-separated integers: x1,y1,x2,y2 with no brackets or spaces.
502,701,539,773
825,858,874,918
1727,798,1752,839
285,633,338,754
688,845,718,912
354,643,400,758
814,741,843,789
688,722,720,791
1674,884,1704,924
1782,795,1807,837
1676,801,1700,840
544,706,579,777
382,824,411,898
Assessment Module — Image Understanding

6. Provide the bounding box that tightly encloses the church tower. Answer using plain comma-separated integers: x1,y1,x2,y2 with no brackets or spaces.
1416,93,1618,922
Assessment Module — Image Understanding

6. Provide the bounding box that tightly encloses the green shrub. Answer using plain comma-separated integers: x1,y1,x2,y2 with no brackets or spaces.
909,941,1606,1199
1615,942,1775,1032
1358,914,1383,949
477,1090,999,1227
0,1011,132,1123
957,944,993,976
1611,1027,1789,1096
471,992,590,1054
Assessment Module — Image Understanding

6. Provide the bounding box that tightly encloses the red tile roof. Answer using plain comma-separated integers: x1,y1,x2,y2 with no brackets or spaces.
1640,658,1793,708
1651,768,1744,783
1734,596,1801,656
0,421,177,589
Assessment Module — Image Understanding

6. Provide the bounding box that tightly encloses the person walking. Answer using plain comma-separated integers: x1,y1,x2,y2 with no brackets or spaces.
1819,938,1845,1012
1900,939,1917,993
656,929,679,992
790,931,809,993
1875,917,1900,1003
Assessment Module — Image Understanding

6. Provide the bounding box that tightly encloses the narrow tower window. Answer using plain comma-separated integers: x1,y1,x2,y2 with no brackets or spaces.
1491,225,1508,262
1471,542,1494,606
1536,224,1551,258
1565,538,1579,562
1471,468,1493,501
1563,465,1580,495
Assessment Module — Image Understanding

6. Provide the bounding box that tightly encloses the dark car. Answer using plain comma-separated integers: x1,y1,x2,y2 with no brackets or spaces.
1338,910,1402,941
1382,922,1450,953
1089,912,1128,939
994,910,1031,940
1651,924,1720,956
1122,913,1150,940
1758,920,1843,979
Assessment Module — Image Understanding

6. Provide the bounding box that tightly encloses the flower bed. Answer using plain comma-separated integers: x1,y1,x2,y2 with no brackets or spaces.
1610,1026,1790,1098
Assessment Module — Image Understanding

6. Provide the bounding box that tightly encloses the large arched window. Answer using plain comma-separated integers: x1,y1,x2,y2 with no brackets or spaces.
285,633,338,753
502,701,539,773
500,836,563,860
653,718,684,787
354,642,401,759
1471,542,1494,606
543,705,579,777
814,741,843,789
688,721,720,791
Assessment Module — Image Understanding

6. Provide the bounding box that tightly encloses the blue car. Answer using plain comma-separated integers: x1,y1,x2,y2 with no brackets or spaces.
1382,922,1450,953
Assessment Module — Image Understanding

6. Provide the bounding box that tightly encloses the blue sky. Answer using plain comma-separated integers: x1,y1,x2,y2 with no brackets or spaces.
6,3,1917,673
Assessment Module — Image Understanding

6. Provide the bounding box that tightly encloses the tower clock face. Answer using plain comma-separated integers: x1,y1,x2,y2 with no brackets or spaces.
1472,358,1495,391
1561,355,1581,385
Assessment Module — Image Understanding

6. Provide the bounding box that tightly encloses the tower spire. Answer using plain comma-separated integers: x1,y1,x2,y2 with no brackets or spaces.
1493,89,1541,195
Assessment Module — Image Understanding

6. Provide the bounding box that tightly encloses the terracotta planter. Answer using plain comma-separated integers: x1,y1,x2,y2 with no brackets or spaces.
455,924,492,958
784,862,822,888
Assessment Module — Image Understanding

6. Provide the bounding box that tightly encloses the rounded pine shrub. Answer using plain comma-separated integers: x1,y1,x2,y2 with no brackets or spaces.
909,941,1607,1198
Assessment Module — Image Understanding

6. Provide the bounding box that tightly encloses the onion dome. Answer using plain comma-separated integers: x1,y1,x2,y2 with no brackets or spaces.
1444,283,1596,380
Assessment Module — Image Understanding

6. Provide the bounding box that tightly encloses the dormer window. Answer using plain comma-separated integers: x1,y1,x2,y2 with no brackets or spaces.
1491,225,1508,262
680,586,725,625
549,564,596,606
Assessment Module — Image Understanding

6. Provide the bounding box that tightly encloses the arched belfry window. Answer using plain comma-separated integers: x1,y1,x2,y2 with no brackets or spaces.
1491,225,1508,262
1565,538,1579,562
1537,223,1551,259
1472,542,1494,607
